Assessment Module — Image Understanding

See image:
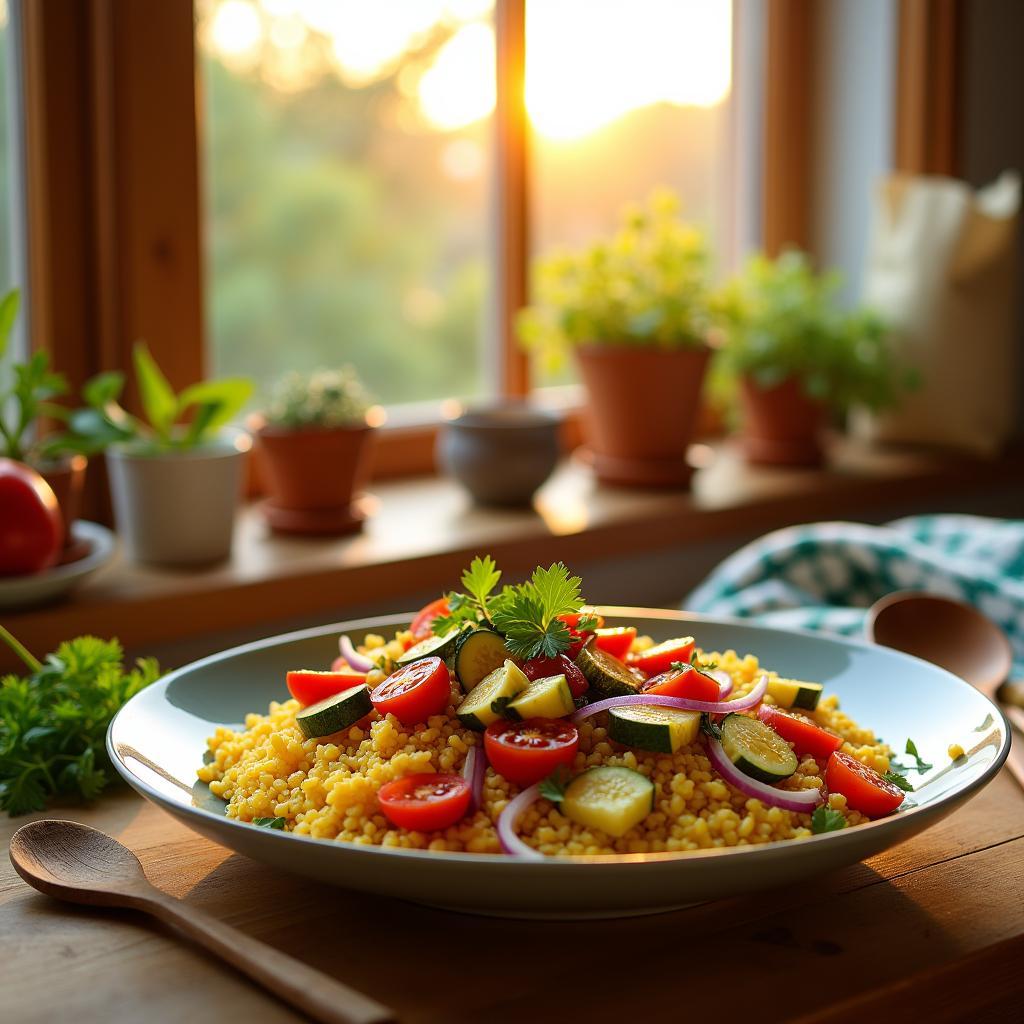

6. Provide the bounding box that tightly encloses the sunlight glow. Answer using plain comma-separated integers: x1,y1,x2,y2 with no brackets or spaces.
201,0,731,140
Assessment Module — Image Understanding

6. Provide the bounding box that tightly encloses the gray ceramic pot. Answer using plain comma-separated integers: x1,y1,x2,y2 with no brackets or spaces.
437,404,561,506
107,433,249,566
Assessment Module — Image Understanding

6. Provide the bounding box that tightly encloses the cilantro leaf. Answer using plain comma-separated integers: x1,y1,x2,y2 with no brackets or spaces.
491,562,585,659
904,737,933,772
432,556,504,636
539,766,571,804
462,555,501,608
885,770,914,792
811,806,847,834
252,817,286,829
0,632,161,815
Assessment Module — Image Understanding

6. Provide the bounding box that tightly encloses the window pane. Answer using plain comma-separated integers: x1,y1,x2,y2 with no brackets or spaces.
526,0,734,386
197,0,494,409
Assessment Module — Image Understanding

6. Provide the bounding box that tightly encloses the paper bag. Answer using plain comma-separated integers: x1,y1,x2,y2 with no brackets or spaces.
852,171,1020,456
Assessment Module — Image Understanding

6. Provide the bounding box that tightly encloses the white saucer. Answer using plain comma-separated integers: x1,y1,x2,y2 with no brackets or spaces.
0,521,117,609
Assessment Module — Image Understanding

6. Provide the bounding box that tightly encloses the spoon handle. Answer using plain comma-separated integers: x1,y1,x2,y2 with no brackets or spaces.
139,890,395,1024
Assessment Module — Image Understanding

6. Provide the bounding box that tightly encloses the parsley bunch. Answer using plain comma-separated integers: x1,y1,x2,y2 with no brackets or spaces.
433,556,592,660
0,625,160,815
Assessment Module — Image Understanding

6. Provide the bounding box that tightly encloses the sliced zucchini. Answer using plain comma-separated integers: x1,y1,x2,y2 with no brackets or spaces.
766,677,824,711
575,639,643,699
456,660,528,731
720,712,797,783
396,628,462,668
296,685,373,739
562,766,655,838
503,674,575,721
453,628,509,693
608,705,700,753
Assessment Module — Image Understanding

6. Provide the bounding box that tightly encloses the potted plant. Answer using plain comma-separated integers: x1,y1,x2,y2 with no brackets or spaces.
0,290,89,554
715,251,907,466
254,367,376,535
70,342,253,565
517,189,713,488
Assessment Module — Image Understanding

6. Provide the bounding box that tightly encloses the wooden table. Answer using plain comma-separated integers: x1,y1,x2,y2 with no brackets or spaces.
3,772,1023,1024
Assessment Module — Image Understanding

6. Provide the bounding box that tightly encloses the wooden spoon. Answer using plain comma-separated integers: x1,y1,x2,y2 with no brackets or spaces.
866,591,1024,786
9,819,396,1024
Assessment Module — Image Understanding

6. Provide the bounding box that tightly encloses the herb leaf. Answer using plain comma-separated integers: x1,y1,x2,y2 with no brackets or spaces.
811,806,847,834
252,817,286,829
491,562,585,659
539,766,571,804
0,632,161,815
904,737,933,772
885,770,915,792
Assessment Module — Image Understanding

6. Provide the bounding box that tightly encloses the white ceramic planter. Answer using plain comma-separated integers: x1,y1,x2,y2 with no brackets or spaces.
107,434,249,566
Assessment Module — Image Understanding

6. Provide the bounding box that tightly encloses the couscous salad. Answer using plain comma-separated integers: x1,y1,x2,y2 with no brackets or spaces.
198,557,909,857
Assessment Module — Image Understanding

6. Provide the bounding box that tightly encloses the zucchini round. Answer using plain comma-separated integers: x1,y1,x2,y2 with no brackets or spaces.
562,766,654,838
719,712,797,783
295,685,373,739
453,628,509,693
765,677,824,711
575,639,643,698
396,628,461,668
608,705,700,753
457,660,528,731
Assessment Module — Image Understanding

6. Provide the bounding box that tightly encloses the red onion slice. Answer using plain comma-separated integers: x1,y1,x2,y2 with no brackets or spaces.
496,784,545,859
706,668,733,698
705,735,823,811
462,745,487,814
338,635,374,673
572,674,768,723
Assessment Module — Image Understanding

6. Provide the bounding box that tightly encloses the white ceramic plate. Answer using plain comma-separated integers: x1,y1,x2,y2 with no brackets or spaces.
0,521,116,610
108,609,1009,918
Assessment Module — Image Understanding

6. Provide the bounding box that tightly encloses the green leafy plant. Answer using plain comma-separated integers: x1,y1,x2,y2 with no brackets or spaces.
516,188,713,369
0,290,80,464
714,250,915,413
68,341,253,454
263,366,372,429
0,624,161,814
432,555,593,660
811,806,847,834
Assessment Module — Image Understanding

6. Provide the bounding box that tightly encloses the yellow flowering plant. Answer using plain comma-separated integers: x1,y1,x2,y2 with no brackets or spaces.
516,189,713,368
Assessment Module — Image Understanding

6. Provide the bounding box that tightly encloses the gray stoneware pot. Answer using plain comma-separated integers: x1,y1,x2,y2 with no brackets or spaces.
437,404,561,506
107,433,249,566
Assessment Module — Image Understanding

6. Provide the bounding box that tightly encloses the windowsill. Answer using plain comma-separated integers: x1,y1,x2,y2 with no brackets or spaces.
5,438,1023,672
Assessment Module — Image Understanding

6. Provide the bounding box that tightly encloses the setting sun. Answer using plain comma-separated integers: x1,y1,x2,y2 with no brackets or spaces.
201,0,732,139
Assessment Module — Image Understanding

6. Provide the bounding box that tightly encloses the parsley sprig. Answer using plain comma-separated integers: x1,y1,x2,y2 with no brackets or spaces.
811,806,846,834
0,625,160,815
433,556,590,660
670,651,718,678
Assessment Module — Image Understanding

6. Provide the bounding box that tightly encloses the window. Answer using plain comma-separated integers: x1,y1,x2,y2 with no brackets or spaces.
197,0,494,410
196,0,736,409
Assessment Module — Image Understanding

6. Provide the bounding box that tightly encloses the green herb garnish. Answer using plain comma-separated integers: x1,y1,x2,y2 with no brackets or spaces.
670,651,718,678
538,766,571,804
884,770,914,793
905,737,933,772
432,555,503,636
490,562,587,659
252,817,286,829
811,806,847,834
0,626,161,815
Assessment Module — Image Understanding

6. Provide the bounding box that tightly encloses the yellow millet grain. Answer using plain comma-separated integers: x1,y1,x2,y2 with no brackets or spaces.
198,640,886,856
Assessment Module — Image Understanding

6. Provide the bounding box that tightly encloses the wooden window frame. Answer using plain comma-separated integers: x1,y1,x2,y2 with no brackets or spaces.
20,0,798,489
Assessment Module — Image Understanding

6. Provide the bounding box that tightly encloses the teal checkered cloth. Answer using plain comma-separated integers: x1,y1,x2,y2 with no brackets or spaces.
685,515,1024,679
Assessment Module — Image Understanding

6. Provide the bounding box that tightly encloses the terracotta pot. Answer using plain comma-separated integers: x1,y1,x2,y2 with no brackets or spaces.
256,423,375,535
34,454,87,549
437,403,561,506
740,375,826,466
574,344,710,488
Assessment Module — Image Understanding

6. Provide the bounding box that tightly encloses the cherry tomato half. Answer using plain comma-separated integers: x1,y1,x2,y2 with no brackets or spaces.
557,611,605,630
758,704,843,761
0,459,62,576
593,627,637,660
825,751,905,818
370,656,452,726
377,772,471,831
522,653,588,698
484,718,579,786
628,636,695,676
287,669,366,707
557,612,604,659
409,597,450,640
641,665,720,702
